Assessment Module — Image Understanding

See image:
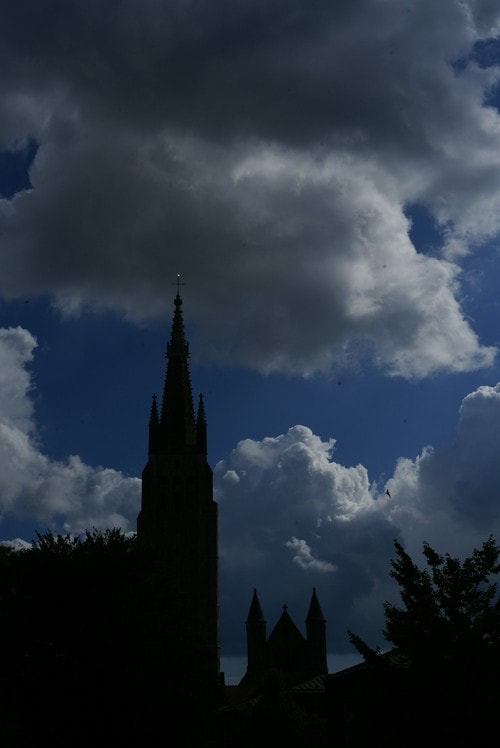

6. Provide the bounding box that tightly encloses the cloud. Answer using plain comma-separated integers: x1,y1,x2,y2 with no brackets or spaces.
0,326,140,533
217,381,500,652
216,425,395,651
386,382,500,556
0,538,32,552
285,537,337,573
0,327,37,432
0,1,499,377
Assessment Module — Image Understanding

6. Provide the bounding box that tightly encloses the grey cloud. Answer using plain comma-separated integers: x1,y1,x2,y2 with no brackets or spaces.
0,0,493,147
0,1,499,377
2,136,495,377
387,382,500,554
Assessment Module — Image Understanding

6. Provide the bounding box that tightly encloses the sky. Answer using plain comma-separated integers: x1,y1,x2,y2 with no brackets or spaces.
1,0,500,683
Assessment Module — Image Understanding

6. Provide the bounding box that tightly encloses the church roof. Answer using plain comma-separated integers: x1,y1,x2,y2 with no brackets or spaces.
289,674,326,693
267,606,306,648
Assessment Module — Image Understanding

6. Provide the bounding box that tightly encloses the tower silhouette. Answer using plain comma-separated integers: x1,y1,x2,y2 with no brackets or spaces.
306,588,328,676
242,588,327,686
137,288,219,690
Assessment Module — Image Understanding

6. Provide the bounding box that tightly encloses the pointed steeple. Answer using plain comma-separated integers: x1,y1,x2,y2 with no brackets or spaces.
246,589,266,624
306,587,326,623
158,292,197,453
306,588,328,676
241,589,267,684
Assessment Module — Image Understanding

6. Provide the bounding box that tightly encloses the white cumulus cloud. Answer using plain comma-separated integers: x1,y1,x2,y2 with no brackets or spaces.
217,382,500,652
385,382,500,556
285,537,337,573
0,326,140,533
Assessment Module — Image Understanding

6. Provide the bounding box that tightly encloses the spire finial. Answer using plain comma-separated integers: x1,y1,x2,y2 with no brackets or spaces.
172,273,185,298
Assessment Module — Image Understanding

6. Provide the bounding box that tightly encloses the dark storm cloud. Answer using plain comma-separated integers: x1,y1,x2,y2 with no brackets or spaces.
0,1,395,143
0,0,489,144
0,1,500,376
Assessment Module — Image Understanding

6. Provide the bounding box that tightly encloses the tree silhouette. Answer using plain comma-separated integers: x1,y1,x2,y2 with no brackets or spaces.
348,536,500,745
350,536,500,664
0,530,215,747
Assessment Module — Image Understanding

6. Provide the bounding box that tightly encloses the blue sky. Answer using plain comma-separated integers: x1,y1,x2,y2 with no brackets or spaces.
1,1,500,683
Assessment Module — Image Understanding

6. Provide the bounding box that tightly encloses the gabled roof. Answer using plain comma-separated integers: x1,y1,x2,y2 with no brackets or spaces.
267,606,306,648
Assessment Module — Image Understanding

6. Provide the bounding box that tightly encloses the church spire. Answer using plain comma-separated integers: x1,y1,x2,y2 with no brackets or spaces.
138,279,219,690
157,289,197,453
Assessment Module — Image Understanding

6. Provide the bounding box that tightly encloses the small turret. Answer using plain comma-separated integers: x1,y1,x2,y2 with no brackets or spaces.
243,589,267,683
196,393,207,455
306,588,328,675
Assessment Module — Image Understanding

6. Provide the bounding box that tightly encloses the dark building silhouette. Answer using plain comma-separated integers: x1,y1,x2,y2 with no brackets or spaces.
241,588,328,687
137,289,219,691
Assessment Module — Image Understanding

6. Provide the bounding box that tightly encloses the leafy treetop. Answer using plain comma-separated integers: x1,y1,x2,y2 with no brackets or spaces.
349,535,500,672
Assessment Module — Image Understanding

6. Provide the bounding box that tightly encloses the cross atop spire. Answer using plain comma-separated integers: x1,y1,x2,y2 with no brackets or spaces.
172,272,185,297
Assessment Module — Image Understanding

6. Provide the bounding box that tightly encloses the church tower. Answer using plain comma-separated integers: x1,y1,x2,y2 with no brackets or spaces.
245,589,267,681
241,588,328,686
306,587,328,676
137,285,219,690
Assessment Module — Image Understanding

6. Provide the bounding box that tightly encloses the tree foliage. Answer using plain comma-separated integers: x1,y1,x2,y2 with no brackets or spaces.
383,536,500,669
0,529,213,747
348,536,500,745
350,535,500,670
